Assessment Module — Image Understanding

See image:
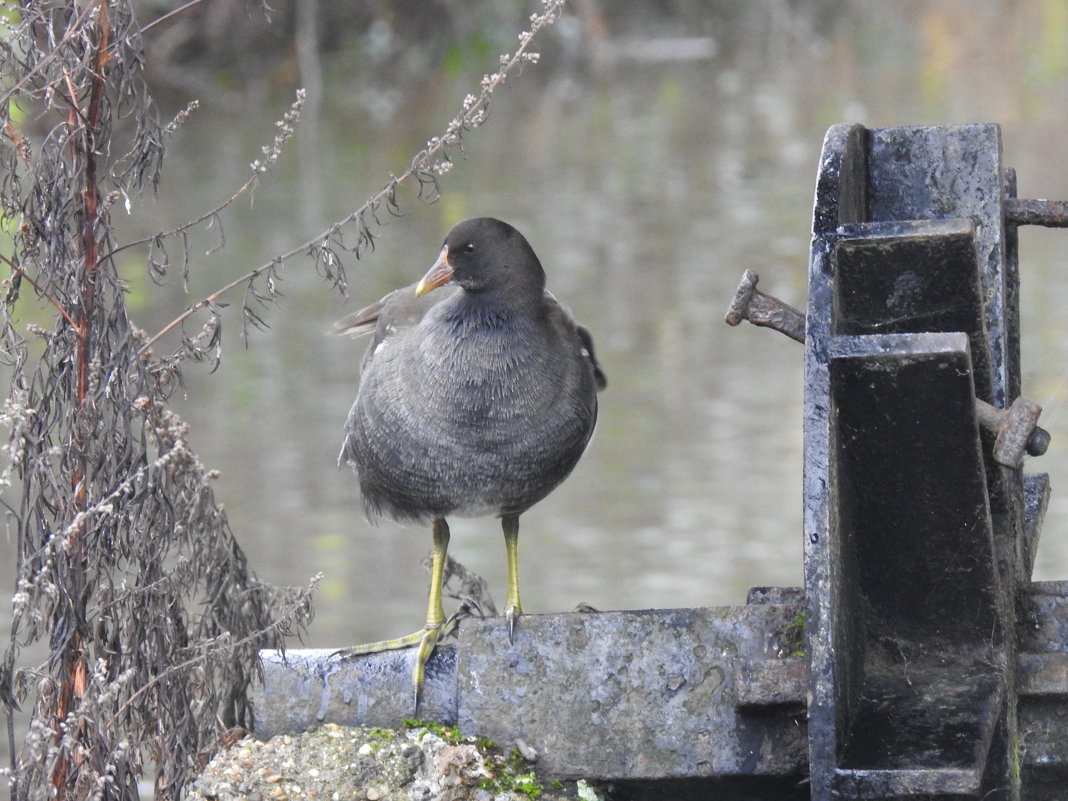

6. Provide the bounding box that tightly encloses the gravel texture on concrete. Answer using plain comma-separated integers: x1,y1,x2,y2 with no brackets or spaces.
190,723,603,801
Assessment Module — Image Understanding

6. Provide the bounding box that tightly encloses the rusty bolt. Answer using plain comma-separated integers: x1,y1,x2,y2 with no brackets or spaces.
724,270,806,343
974,397,1049,469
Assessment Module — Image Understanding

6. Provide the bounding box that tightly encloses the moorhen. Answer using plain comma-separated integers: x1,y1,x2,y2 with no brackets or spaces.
335,217,606,702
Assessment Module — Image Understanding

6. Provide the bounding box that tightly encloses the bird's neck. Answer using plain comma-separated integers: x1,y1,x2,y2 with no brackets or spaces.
445,286,544,329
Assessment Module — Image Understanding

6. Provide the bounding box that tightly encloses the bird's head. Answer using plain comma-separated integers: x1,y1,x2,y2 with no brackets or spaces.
416,217,545,298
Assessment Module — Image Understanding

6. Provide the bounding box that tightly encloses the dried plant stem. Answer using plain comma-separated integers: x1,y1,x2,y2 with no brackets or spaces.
1,3,316,797
0,2,98,109
138,0,211,35
139,0,566,358
0,255,79,330
108,89,305,266
52,3,111,794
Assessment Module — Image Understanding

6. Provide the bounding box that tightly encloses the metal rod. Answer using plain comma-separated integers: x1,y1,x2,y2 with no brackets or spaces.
724,269,805,343
1005,198,1068,227
725,271,1050,467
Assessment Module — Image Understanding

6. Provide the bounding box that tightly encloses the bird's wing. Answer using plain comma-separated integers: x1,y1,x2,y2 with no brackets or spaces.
543,289,607,391
576,323,607,391
330,289,401,338
332,283,462,371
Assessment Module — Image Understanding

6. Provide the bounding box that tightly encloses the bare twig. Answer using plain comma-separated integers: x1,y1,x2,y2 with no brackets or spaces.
139,0,212,35
109,90,307,265
0,255,79,330
139,0,566,357
0,3,98,110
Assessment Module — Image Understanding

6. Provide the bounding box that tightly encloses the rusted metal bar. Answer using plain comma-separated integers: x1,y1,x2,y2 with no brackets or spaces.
729,270,1051,470
254,582,1068,786
724,269,805,343
255,604,808,781
1005,197,1068,227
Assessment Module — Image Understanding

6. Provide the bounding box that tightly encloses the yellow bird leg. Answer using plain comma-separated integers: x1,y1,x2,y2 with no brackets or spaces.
503,514,522,642
336,517,451,711
410,517,450,704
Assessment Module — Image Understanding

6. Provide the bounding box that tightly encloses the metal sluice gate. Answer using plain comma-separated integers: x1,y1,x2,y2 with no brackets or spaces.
257,124,1068,801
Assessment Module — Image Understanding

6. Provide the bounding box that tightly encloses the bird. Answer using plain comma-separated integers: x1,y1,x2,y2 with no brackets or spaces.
335,217,606,703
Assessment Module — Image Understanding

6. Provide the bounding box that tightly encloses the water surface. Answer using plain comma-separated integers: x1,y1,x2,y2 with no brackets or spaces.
7,1,1068,652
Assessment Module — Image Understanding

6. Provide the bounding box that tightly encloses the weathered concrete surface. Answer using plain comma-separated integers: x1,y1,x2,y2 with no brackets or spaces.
191,723,587,801
453,606,805,780
254,644,458,737
253,604,807,781
253,585,1068,788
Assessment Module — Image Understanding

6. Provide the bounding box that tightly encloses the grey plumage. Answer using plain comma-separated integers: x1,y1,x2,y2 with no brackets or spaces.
338,217,605,525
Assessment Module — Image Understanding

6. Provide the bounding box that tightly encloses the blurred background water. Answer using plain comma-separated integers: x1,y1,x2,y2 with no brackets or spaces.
7,0,1068,653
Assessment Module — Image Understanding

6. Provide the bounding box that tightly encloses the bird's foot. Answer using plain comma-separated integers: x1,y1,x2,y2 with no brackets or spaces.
448,596,487,624
411,624,443,709
505,604,522,644
334,618,462,713
332,629,427,658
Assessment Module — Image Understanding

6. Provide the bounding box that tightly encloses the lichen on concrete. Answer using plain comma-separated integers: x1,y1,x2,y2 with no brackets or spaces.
191,723,597,801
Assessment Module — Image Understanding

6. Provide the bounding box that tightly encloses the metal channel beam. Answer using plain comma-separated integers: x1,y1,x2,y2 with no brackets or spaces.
828,334,1002,798
805,124,1024,800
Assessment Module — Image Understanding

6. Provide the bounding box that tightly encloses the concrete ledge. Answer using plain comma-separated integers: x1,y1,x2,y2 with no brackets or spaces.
253,587,1068,782
453,606,806,779
254,643,458,737
253,605,806,780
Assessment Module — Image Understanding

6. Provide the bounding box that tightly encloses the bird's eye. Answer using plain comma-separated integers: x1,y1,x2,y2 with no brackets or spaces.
463,242,476,254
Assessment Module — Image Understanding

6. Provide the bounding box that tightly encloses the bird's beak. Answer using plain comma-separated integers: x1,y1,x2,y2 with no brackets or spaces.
415,245,453,296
